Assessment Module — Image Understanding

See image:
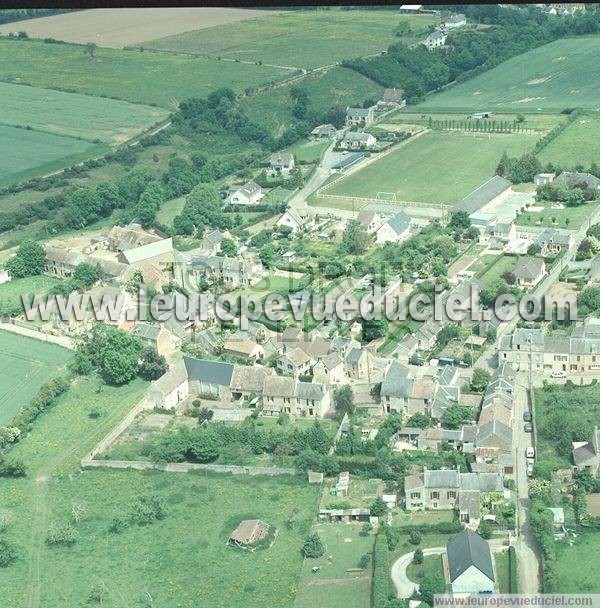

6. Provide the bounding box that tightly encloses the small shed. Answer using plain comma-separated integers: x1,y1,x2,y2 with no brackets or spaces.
228,519,271,548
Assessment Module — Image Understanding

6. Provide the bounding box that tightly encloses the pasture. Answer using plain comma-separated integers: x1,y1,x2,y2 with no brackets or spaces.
515,200,599,230
0,329,71,425
0,39,290,109
0,124,103,187
323,130,538,206
415,36,600,113
0,82,168,144
0,374,320,607
142,8,437,69
3,8,281,49
538,115,600,169
241,67,383,136
555,530,600,592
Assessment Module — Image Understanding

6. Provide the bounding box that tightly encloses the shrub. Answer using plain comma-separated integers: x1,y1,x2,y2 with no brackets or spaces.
46,521,78,546
302,532,325,558
409,530,422,545
413,548,424,565
358,553,371,569
0,539,17,567
372,535,390,608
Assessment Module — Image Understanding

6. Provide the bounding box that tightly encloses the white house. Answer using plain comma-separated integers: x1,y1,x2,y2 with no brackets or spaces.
276,208,314,234
444,13,466,28
513,256,546,288
269,152,295,176
311,124,337,138
356,210,384,234
444,529,495,595
346,106,375,127
226,180,263,205
422,29,447,50
340,132,377,150
376,211,411,244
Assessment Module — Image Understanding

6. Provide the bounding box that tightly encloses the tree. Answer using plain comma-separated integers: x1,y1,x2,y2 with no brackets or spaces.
73,262,103,288
46,521,78,546
302,532,325,558
449,211,471,230
362,318,388,342
478,521,493,539
341,220,371,255
407,412,430,429
409,530,422,545
326,105,347,129
333,385,354,417
6,240,46,278
84,42,97,60
219,238,237,257
358,553,371,569
0,539,17,567
370,497,388,517
136,182,164,227
471,368,491,392
441,405,475,429
139,346,167,380
413,548,424,565
419,572,446,605
527,243,542,256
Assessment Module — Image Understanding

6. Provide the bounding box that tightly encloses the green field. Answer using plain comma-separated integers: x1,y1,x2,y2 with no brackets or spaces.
0,82,169,144
0,374,320,607
538,115,600,168
0,329,71,425
241,67,383,136
477,254,518,289
555,530,600,592
141,9,437,70
295,523,374,608
0,125,104,186
0,39,290,109
324,130,538,206
515,200,599,230
416,37,600,113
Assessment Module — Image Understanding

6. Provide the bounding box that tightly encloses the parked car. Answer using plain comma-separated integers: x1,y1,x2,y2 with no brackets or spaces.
523,411,532,422
527,457,535,467
524,422,533,433
526,464,534,477
551,370,567,378
526,446,535,459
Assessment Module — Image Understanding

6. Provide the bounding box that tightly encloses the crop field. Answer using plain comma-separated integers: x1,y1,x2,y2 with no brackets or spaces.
0,124,104,187
0,82,168,144
141,9,437,70
323,130,538,207
0,330,71,425
538,115,600,168
241,67,383,136
0,39,291,109
3,8,282,49
415,37,600,113
0,375,320,607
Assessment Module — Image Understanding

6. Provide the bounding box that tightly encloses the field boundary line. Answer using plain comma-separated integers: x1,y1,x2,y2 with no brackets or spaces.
0,321,74,349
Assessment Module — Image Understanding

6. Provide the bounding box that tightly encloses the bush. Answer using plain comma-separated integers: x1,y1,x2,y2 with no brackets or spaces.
409,530,422,545
46,521,78,546
373,535,390,608
413,548,424,565
129,495,166,526
302,532,325,558
0,539,17,567
508,546,518,593
358,553,371,569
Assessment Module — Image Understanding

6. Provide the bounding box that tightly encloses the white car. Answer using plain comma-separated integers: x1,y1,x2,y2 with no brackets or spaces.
551,370,567,378
526,464,534,477
526,447,535,459
527,457,535,467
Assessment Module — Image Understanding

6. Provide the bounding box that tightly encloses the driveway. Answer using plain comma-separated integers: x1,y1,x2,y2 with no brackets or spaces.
390,547,445,598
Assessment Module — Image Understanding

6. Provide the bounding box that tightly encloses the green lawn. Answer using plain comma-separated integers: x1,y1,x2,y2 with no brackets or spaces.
477,255,517,289
141,9,437,70
538,115,600,169
0,275,61,316
555,530,600,592
156,196,186,227
0,124,105,186
325,130,538,206
241,66,384,136
294,523,374,608
495,550,510,593
406,554,443,585
0,82,168,144
415,36,600,113
515,200,599,230
282,139,330,165
0,39,290,109
0,374,320,607
0,329,72,425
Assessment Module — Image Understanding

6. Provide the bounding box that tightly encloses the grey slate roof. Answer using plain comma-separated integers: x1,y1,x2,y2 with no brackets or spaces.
183,356,234,386
446,529,495,583
454,176,512,214
514,256,545,281
386,211,411,235
424,469,460,488
555,171,600,190
132,323,161,341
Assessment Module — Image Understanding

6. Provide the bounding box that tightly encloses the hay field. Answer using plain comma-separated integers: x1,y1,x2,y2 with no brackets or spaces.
1,8,283,49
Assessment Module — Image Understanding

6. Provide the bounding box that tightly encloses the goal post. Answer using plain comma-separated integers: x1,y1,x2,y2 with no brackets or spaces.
376,191,397,201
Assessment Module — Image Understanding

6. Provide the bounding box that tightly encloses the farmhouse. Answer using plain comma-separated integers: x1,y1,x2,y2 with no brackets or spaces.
105,224,162,253
226,180,263,206
344,348,372,380
313,352,345,385
119,237,174,267
455,175,512,215
228,519,271,548
444,13,466,28
131,322,172,356
346,106,375,127
376,211,411,244
147,359,190,410
534,172,556,185
356,210,384,234
513,256,546,288
276,208,314,234
262,377,331,418
276,347,313,376
222,336,264,361
535,228,572,257
269,152,295,176
44,245,128,279
311,123,337,138
443,529,495,595
340,131,377,150
555,171,600,192
422,29,447,50
379,87,406,108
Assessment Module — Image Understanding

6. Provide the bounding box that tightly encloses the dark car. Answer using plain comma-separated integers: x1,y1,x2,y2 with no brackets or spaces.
523,411,532,422
524,422,533,433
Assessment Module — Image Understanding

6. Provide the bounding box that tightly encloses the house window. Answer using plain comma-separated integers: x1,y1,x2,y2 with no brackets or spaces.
430,492,439,500
447,491,456,499
410,492,420,500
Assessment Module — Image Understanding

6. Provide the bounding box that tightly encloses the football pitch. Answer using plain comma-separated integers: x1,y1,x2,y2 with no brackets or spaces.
323,130,538,206
0,330,72,425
